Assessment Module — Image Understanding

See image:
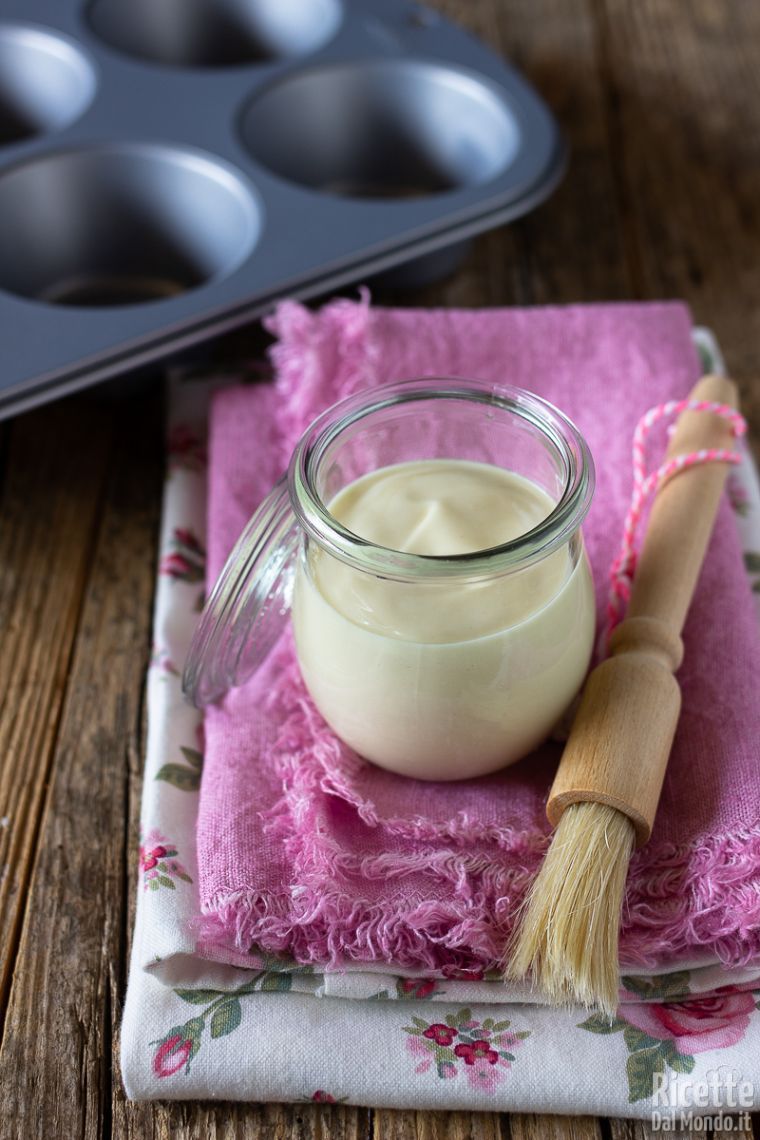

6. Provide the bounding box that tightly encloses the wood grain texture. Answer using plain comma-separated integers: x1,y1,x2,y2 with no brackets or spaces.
0,403,111,1021
0,0,758,1137
595,0,760,446
0,395,161,1139
511,1118,602,1140
713,1120,756,1140
115,1100,373,1140
609,1121,707,1139
373,1109,503,1139
606,1119,760,1140
381,0,634,310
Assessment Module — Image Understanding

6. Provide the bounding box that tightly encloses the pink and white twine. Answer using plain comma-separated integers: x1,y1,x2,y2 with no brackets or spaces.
607,398,747,636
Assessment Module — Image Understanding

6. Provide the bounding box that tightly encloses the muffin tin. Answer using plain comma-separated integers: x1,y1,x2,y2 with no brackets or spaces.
0,0,565,420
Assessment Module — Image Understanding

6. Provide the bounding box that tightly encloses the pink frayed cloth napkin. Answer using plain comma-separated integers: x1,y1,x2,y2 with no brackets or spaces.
197,297,760,976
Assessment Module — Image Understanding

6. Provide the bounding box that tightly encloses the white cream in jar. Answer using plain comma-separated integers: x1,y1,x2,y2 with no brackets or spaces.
292,458,595,779
183,379,597,774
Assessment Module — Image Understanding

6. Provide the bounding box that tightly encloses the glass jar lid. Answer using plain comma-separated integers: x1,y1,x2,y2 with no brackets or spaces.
183,475,299,706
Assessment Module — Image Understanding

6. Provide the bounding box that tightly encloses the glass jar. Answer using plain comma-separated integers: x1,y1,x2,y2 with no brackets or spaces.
184,377,596,780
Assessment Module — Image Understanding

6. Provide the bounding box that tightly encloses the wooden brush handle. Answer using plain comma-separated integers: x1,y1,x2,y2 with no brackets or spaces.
547,375,740,845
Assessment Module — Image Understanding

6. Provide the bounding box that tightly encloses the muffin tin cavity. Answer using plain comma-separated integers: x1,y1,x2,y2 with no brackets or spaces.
0,145,260,306
240,60,521,198
87,0,342,68
0,25,95,145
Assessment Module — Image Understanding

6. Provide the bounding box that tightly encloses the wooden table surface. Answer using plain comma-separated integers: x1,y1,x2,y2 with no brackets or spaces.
1,1,759,1137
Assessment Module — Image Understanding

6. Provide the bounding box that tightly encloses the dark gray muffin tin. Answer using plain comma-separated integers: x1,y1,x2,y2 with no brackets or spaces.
0,0,565,419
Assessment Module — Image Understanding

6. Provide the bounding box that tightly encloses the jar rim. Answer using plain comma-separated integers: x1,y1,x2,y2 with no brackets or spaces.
288,376,595,581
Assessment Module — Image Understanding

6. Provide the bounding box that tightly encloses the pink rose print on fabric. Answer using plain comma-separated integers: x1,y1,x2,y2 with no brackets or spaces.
423,1023,457,1047
623,990,756,1055
168,423,207,473
454,1039,500,1066
159,527,206,585
307,1089,347,1103
406,1033,434,1074
151,965,307,1079
139,827,193,891
403,1008,529,1092
579,973,759,1103
465,1059,503,1093
396,977,439,1000
152,1033,194,1078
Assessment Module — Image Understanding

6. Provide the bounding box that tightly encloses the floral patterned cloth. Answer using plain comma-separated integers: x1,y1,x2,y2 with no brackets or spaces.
121,331,760,1114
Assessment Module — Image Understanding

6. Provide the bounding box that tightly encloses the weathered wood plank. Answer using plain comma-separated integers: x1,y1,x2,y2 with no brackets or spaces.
610,1118,705,1138
372,1109,503,1140
0,402,112,1020
0,394,161,1139
597,0,760,434
381,0,633,310
115,1100,372,1140
510,1116,603,1140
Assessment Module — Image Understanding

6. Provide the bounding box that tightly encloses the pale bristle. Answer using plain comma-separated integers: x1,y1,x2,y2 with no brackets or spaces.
504,802,635,1015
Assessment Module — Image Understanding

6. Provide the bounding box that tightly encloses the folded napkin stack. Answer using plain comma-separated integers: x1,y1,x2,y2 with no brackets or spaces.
122,300,760,1116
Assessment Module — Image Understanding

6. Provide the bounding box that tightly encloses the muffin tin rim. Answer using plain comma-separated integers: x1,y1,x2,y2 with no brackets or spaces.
0,0,567,418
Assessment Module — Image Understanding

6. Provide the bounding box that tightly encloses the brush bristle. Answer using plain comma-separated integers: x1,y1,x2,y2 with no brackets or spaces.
504,802,635,1015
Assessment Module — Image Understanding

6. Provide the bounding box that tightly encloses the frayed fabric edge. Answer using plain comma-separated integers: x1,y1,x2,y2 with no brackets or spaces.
196,822,760,976
263,289,376,459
